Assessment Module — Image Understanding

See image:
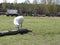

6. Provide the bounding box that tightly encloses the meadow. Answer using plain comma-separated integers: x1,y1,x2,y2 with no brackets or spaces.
0,15,60,45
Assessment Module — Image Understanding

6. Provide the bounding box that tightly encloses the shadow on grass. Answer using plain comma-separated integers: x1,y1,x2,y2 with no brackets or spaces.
0,29,32,37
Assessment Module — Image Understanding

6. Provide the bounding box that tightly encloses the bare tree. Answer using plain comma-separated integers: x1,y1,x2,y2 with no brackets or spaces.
14,0,17,3
33,0,38,4
41,0,46,4
47,0,52,4
13,0,17,9
24,0,30,4
3,0,7,3
53,0,58,4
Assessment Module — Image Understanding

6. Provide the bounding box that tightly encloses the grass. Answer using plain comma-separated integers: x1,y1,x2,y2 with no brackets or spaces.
0,15,60,45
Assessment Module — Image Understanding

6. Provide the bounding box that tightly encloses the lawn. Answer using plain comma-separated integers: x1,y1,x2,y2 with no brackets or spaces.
0,15,60,45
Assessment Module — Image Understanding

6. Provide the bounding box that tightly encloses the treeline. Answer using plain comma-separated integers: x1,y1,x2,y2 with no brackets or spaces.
0,3,60,16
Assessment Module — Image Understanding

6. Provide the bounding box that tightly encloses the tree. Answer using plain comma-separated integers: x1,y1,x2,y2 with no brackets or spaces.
24,0,30,4
13,0,18,9
41,0,46,4
2,0,7,9
33,0,38,4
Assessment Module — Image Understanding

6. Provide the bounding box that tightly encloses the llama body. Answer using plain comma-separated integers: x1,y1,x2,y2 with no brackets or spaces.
14,16,24,30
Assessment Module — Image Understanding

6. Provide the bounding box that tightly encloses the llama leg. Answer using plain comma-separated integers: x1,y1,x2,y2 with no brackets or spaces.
21,23,22,29
16,25,19,30
17,26,19,30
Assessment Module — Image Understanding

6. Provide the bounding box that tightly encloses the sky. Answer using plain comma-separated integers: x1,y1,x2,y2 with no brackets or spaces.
0,0,60,4
58,0,60,4
0,0,34,3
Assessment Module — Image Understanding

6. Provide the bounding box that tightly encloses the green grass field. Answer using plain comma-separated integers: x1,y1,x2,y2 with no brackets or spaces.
0,15,60,45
